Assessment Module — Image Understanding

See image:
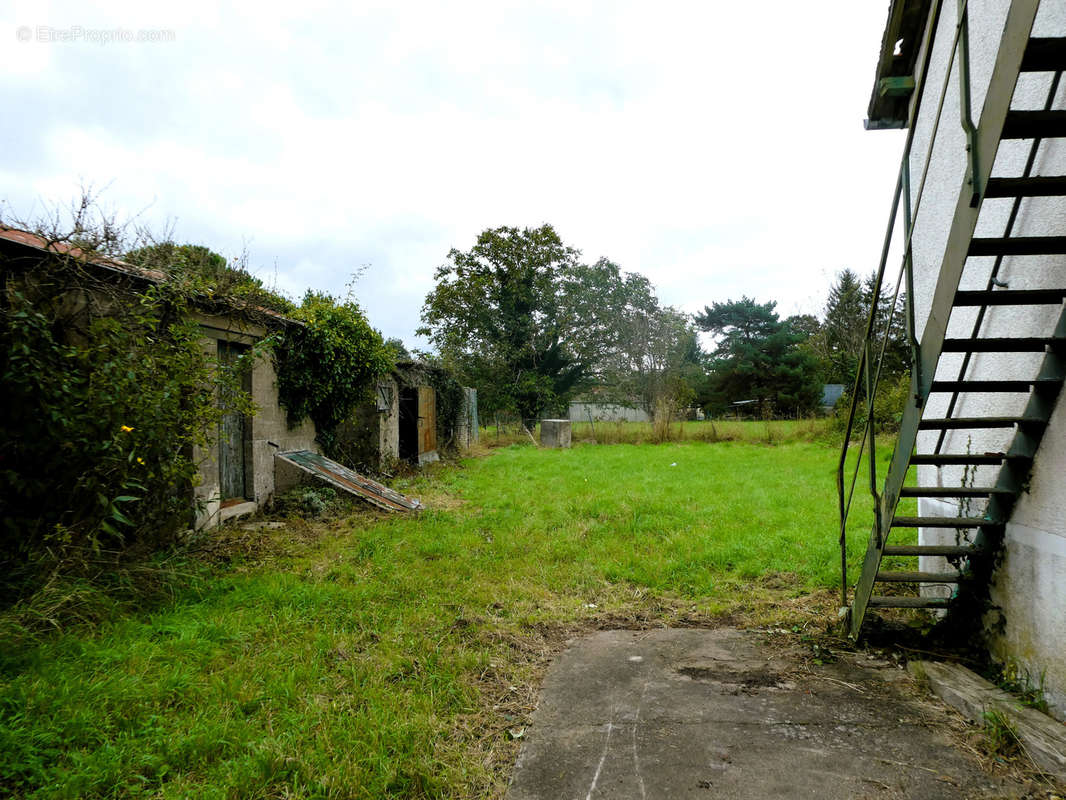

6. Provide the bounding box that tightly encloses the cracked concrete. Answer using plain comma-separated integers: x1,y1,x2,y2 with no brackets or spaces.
507,629,1035,799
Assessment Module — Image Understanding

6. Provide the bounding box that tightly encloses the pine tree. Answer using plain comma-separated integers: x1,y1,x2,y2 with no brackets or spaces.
695,297,822,417
822,269,868,387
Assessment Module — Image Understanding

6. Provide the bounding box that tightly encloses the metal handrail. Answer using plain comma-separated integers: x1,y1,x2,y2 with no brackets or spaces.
837,0,979,608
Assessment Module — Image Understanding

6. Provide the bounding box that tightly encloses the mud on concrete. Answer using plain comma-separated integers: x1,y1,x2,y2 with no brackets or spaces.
506,628,1054,799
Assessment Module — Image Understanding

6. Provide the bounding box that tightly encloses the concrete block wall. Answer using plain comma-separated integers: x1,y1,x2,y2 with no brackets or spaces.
380,379,400,461
456,387,479,449
334,378,400,469
191,314,317,529
905,0,1066,718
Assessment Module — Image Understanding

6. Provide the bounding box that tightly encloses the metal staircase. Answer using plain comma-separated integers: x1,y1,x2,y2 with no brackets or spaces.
838,0,1066,639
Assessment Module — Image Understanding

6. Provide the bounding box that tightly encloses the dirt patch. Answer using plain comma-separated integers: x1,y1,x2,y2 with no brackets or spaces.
677,665,784,689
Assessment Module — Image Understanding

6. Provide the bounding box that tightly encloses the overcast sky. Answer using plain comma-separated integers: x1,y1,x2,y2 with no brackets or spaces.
1,1,905,349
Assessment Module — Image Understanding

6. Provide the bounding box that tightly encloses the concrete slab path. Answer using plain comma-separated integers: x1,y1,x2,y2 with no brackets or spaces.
507,629,1034,799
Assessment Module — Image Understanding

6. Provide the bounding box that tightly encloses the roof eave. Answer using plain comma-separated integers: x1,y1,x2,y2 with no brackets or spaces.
866,0,933,130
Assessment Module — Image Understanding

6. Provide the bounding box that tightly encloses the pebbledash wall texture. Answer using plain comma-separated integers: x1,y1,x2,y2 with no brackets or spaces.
902,0,1066,718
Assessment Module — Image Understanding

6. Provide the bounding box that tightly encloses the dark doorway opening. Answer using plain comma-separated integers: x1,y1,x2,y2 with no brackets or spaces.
398,387,419,462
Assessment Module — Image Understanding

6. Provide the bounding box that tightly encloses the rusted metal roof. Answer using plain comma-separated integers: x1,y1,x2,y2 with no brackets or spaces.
0,225,168,280
275,450,424,513
0,225,300,326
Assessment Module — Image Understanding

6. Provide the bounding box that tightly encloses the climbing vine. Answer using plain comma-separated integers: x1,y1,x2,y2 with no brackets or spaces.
274,291,394,453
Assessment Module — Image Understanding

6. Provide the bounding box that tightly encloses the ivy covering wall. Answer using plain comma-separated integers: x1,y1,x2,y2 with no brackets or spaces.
274,291,394,455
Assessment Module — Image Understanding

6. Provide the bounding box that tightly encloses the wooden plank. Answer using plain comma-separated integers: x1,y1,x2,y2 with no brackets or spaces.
218,340,248,500
883,544,977,557
1000,110,1066,139
899,486,1010,497
913,660,1066,783
985,175,1066,197
891,515,996,528
417,385,437,455
942,337,1062,352
969,236,1066,256
1020,38,1066,72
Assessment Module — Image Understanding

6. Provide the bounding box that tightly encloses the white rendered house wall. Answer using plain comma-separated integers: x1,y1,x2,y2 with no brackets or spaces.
904,0,1066,718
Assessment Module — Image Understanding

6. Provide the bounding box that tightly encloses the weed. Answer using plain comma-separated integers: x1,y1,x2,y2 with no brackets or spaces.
273,486,340,518
482,418,836,448
994,662,1050,714
981,709,1022,759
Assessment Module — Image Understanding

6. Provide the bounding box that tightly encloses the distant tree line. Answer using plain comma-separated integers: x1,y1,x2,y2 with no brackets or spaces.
418,225,911,423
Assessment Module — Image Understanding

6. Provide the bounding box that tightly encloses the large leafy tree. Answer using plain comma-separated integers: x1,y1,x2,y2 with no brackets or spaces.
695,296,821,417
418,225,649,422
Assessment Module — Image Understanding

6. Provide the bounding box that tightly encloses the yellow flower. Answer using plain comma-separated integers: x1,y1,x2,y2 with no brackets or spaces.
136,457,145,465
121,425,134,433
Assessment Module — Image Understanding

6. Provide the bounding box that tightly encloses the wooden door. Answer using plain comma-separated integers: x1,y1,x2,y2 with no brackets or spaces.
417,386,436,455
218,341,249,500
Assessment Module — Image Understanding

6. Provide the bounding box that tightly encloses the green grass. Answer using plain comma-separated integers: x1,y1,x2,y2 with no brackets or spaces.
0,436,896,799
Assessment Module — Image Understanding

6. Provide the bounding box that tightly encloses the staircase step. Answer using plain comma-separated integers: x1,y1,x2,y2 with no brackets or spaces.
883,544,979,557
899,486,1012,498
909,452,1023,465
929,379,1057,392
985,175,1066,198
1001,110,1066,140
876,570,962,583
969,236,1066,256
867,595,953,609
1020,38,1066,72
942,337,1063,352
891,516,999,528
954,289,1066,306
917,416,1043,430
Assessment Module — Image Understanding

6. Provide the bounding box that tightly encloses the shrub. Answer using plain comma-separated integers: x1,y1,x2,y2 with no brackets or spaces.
833,371,911,438
0,268,248,603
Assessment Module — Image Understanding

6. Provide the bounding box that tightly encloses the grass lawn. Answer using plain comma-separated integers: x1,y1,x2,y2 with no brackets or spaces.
0,433,902,799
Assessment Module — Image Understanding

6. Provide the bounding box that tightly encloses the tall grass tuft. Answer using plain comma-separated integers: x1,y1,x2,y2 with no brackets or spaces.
480,417,834,448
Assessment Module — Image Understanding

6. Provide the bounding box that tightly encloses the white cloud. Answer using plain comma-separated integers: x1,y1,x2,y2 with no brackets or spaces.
0,0,905,346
